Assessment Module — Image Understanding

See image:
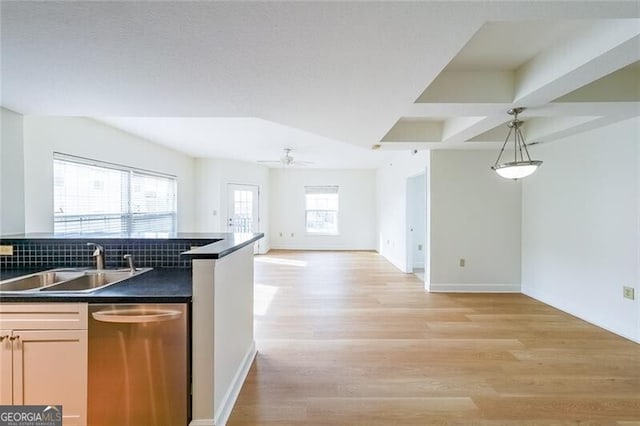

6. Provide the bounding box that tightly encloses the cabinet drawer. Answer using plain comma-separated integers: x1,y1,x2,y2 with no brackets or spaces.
0,303,87,330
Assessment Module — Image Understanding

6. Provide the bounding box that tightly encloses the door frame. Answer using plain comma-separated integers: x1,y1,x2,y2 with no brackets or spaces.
405,172,427,280
226,183,261,252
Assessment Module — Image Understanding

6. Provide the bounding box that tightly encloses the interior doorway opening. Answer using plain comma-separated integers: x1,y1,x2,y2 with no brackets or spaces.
406,173,427,282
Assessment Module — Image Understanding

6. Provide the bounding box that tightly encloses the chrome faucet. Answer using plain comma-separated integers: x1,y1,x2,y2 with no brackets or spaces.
87,243,105,270
123,254,136,273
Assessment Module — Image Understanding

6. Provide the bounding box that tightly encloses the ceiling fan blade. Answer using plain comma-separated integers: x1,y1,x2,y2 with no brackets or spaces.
258,149,315,167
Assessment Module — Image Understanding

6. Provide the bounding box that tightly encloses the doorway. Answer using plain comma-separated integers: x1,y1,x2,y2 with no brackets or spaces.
406,173,427,282
227,184,260,254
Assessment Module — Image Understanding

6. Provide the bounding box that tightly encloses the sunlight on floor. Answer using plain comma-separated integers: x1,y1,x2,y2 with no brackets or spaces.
254,283,278,316
255,256,308,267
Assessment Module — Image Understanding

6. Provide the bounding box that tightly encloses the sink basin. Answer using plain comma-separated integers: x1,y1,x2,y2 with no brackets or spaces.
0,270,83,291
0,268,152,293
40,268,152,292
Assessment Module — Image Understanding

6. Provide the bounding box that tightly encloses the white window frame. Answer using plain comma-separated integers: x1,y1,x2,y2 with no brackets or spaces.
304,186,339,236
53,153,178,236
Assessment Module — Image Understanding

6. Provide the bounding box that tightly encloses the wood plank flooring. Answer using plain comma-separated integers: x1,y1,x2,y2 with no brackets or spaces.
227,251,640,425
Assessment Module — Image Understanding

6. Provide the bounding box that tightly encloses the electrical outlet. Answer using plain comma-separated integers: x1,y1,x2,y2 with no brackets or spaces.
459,258,465,267
0,245,13,256
623,286,635,300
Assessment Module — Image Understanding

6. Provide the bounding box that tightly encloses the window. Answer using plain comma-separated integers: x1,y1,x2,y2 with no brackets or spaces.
305,186,339,234
53,153,177,236
232,189,255,233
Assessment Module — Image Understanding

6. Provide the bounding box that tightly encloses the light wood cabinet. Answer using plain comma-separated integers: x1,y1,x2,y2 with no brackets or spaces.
0,330,12,406
0,303,87,426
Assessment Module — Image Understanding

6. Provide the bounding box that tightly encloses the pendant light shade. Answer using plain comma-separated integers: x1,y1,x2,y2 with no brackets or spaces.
491,107,542,180
493,161,542,179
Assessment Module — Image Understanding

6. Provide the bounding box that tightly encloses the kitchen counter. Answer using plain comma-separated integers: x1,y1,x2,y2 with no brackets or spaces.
0,232,263,426
0,232,262,253
0,232,265,270
0,268,192,303
181,232,263,259
0,232,263,303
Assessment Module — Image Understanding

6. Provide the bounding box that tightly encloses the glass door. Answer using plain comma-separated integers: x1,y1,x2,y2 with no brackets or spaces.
227,184,259,234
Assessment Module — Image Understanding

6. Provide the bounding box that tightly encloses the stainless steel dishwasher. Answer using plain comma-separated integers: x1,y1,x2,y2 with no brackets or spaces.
88,304,189,426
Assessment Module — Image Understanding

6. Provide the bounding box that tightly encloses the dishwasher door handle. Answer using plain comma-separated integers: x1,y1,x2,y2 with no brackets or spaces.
91,308,183,323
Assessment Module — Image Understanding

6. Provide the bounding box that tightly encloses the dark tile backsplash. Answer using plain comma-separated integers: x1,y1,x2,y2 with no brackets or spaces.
0,238,215,270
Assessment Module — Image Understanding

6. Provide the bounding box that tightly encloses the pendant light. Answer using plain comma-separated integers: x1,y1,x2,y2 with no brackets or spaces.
491,107,542,179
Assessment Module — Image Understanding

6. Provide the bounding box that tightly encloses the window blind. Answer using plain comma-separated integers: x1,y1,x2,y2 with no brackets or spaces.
53,153,177,236
304,186,339,234
304,186,339,195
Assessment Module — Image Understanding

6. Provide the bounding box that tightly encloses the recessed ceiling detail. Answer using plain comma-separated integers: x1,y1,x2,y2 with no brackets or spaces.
381,119,443,143
380,18,640,151
553,61,640,103
446,21,593,72
1,3,638,162
417,71,514,104
468,116,601,143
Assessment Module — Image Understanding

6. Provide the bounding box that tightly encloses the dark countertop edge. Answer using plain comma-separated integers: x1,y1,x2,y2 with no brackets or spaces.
181,233,264,259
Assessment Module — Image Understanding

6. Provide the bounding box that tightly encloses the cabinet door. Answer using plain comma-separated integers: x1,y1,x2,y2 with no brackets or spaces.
0,330,12,405
13,330,88,426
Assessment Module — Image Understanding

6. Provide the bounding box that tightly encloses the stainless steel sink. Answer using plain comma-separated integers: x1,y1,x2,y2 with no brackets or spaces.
0,270,83,291
41,269,151,292
0,268,152,293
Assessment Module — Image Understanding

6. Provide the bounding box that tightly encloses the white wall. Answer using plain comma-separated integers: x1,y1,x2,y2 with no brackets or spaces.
429,150,521,292
376,150,430,273
0,107,25,235
270,169,376,250
191,245,256,425
522,117,639,343
194,158,270,253
213,246,255,424
22,116,196,232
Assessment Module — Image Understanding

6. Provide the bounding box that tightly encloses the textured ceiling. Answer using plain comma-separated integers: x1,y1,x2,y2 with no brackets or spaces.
1,2,638,168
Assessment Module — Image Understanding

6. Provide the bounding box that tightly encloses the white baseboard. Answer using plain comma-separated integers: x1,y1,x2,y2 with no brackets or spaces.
190,420,214,426
523,287,640,344
213,341,258,426
429,283,520,293
268,245,376,251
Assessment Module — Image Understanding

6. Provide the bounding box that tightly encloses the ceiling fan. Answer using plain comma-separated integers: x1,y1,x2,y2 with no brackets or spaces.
257,148,314,167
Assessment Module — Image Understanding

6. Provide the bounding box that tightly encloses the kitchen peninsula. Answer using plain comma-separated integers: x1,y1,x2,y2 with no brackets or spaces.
183,235,263,426
0,232,263,426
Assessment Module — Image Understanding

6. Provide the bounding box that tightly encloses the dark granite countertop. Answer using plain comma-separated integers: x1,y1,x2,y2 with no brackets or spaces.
0,267,191,303
1,232,264,260
0,232,263,303
182,233,264,259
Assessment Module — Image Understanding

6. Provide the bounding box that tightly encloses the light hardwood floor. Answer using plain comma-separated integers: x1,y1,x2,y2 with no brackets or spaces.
228,251,640,425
